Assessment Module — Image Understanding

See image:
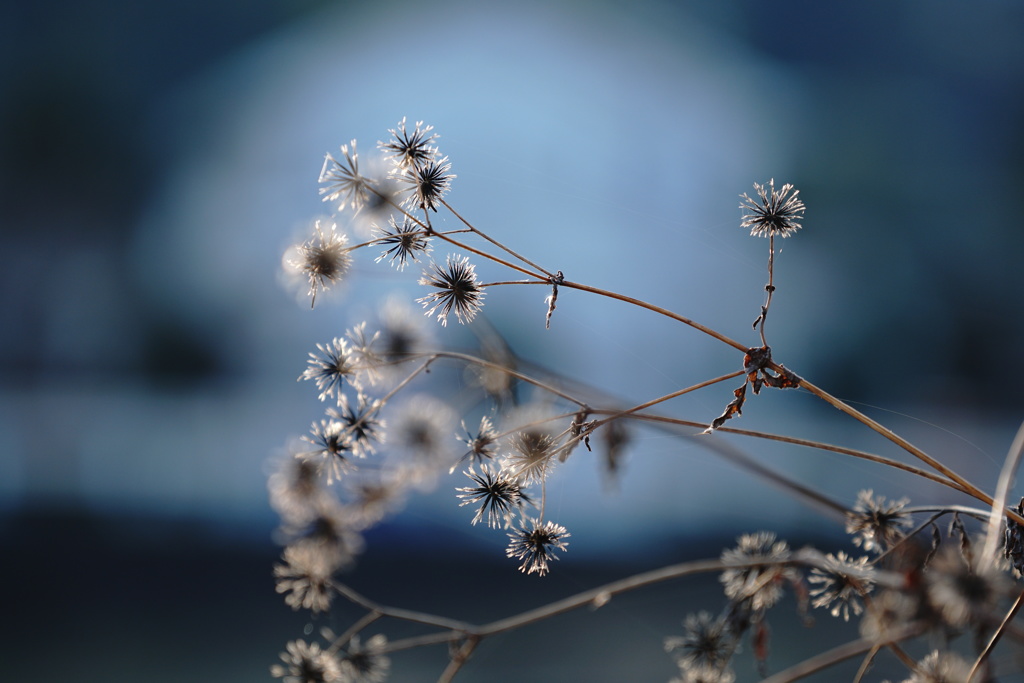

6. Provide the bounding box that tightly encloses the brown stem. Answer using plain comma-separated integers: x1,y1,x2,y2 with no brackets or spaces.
795,377,1024,525
441,199,554,278
969,588,1024,682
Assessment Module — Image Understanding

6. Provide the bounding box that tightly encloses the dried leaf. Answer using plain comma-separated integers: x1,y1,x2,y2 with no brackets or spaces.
704,383,747,433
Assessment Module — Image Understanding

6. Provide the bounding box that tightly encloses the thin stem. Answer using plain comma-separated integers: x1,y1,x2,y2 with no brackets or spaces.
794,377,1022,523
479,280,544,287
756,233,776,347
426,350,589,407
982,419,1024,567
326,611,383,655
432,229,547,281
332,550,905,681
611,411,969,496
475,548,835,637
436,636,480,683
441,199,554,278
559,279,748,351
852,644,882,683
760,625,923,683
969,588,1024,682
371,189,548,281
383,362,434,403
330,581,472,632
586,370,746,432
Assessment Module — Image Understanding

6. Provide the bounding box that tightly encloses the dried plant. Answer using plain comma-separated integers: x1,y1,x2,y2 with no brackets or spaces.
268,118,1024,683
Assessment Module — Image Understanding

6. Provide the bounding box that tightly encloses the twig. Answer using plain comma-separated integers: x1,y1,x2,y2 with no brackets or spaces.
760,625,923,683
969,588,1024,682
981,420,1024,567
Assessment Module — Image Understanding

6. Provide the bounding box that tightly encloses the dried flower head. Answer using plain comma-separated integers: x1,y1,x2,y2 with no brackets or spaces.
502,430,559,486
271,640,343,683
901,650,972,683
457,415,499,467
320,140,372,212
342,322,384,388
719,531,797,612
859,588,919,643
466,329,518,405
670,666,736,683
417,254,485,326
379,117,438,170
340,634,391,683
302,419,353,484
374,214,432,271
808,551,875,621
268,451,326,524
388,394,457,472
402,156,454,211
326,393,385,459
846,490,913,554
925,544,1010,628
285,221,352,308
340,469,411,529
377,296,431,365
274,543,337,613
499,405,565,485
456,463,531,529
1004,497,1024,574
740,179,805,238
664,611,736,678
506,518,570,575
300,337,362,402
286,502,365,571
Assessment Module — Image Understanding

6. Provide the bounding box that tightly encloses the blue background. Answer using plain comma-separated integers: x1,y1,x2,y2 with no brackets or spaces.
3,1,1023,680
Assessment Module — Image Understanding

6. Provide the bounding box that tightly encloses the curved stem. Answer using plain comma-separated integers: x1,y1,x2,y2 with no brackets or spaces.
331,580,473,632
969,588,1024,682
760,625,923,683
424,350,590,407
441,199,554,278
609,411,969,496
436,636,479,683
559,279,748,351
345,550,885,659
586,370,745,432
757,232,776,347
326,611,383,655
982,419,1024,566
796,377,1021,523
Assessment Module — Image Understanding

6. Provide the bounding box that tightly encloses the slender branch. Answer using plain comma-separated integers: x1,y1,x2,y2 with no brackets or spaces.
756,232,776,347
611,412,969,496
559,279,749,352
330,580,473,632
478,280,544,287
969,588,1024,682
475,549,834,637
795,377,1022,523
437,636,480,683
336,549,896,681
326,611,383,655
372,190,548,281
424,350,590,407
587,370,746,432
441,199,554,278
982,420,1024,567
431,229,547,281
760,625,923,683
852,644,881,683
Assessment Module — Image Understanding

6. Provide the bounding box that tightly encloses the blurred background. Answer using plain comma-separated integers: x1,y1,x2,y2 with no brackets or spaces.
3,0,1024,680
